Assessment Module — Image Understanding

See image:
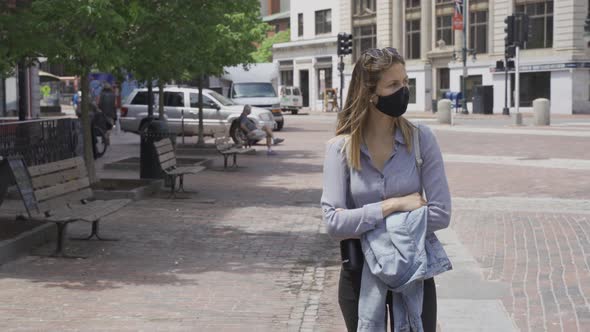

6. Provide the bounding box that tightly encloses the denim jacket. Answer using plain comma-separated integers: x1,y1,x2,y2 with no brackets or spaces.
358,206,452,332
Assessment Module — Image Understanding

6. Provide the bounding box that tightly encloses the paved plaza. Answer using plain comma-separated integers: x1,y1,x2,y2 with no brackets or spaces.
1,111,589,331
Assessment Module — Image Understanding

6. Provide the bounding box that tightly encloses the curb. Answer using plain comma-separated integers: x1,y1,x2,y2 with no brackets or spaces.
0,223,54,266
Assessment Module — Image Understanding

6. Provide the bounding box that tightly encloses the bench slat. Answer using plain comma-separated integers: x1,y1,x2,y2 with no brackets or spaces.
28,157,85,177
154,139,173,149
158,151,176,164
160,159,177,170
31,167,87,190
46,199,130,223
38,188,93,213
35,177,91,202
167,166,205,175
156,143,174,155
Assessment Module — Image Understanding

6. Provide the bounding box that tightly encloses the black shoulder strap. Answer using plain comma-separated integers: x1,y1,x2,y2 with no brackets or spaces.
413,125,425,196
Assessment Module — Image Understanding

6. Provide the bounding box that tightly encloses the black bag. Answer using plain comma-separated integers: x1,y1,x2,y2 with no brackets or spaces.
340,238,364,271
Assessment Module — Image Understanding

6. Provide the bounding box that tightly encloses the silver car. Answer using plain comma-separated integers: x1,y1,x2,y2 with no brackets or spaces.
120,86,275,143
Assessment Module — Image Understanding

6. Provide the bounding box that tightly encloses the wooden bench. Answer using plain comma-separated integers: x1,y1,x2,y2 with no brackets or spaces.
154,138,205,197
7,156,130,258
214,136,255,170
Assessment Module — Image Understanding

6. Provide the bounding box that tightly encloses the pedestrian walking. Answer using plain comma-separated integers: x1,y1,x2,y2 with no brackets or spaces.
320,47,452,332
98,82,117,144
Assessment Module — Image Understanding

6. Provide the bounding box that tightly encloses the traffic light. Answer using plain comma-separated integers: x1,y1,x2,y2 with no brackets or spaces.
504,15,515,47
584,14,590,34
505,45,516,59
514,13,530,47
337,33,353,56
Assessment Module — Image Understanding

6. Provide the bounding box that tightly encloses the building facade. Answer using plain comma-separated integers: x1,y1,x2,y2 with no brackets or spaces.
282,0,589,114
261,0,291,35
272,0,340,111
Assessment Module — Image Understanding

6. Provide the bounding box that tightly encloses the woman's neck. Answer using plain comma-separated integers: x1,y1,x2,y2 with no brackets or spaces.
364,105,396,142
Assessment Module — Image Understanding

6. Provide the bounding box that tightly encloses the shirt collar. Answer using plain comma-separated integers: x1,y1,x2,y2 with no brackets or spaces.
360,128,406,156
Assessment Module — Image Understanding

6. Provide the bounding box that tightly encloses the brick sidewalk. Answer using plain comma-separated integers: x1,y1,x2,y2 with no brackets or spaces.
0,114,589,331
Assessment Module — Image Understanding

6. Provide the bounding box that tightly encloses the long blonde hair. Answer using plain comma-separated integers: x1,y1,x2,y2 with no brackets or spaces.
334,48,416,170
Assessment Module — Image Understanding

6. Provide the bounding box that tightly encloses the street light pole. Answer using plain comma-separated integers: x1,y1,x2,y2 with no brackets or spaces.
461,0,469,114
339,55,344,112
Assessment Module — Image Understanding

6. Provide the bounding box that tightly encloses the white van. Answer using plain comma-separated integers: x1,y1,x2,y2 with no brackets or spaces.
279,86,302,115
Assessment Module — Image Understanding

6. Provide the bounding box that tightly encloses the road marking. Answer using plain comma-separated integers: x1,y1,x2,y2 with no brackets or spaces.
443,153,590,170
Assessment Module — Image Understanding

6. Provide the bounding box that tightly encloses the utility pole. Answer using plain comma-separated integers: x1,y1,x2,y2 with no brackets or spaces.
460,0,469,114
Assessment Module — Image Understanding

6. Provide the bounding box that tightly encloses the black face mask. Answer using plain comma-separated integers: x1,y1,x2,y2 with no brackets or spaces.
374,86,410,118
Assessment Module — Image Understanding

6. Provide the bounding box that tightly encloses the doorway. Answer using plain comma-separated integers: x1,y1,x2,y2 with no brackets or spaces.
299,70,309,107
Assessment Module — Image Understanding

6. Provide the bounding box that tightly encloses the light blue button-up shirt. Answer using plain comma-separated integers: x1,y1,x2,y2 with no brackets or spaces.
321,124,451,241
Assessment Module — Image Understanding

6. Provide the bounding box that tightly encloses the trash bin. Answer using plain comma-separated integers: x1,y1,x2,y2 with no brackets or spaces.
472,85,493,114
140,118,170,179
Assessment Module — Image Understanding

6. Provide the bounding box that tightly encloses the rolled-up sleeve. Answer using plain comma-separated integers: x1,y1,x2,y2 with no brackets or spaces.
419,125,452,233
320,140,383,241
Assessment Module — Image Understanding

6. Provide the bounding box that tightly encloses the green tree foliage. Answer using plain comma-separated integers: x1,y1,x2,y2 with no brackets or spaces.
251,28,290,63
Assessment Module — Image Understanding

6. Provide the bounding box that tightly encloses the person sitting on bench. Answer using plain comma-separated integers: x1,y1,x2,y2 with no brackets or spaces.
239,105,284,155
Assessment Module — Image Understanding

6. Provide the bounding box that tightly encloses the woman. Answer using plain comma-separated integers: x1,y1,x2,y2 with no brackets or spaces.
321,48,452,331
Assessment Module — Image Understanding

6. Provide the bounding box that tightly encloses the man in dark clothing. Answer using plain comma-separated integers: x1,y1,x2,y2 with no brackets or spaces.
98,82,117,144
239,105,284,155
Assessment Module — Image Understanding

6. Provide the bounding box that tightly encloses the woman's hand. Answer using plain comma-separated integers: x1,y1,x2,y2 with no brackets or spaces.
382,193,427,217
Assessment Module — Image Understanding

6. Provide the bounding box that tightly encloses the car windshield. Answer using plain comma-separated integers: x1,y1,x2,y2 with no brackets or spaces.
208,90,236,106
232,83,277,98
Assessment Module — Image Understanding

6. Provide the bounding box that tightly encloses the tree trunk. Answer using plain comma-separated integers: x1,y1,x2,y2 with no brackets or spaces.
197,75,205,146
147,80,153,118
17,59,27,121
80,71,97,183
158,80,165,119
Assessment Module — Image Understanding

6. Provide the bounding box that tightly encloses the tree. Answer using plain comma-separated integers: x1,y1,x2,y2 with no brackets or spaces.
251,28,290,63
29,0,129,183
183,0,267,145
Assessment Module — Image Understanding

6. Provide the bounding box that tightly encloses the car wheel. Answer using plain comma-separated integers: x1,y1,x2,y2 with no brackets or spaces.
276,121,284,131
291,109,298,115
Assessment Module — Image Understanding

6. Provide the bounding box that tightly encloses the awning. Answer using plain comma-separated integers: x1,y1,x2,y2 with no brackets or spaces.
38,70,61,83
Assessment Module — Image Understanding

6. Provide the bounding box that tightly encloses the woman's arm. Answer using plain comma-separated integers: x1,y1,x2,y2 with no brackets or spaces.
320,140,383,241
419,125,452,233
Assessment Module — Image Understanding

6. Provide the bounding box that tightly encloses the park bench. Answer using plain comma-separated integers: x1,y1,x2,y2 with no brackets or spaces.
214,136,255,170
7,156,130,258
153,138,205,197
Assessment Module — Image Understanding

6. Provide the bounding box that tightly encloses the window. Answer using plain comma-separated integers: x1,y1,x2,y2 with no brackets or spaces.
515,1,553,49
315,9,332,35
164,92,184,107
353,24,377,62
189,93,217,108
436,15,454,47
317,68,333,98
469,10,488,54
460,75,483,101
406,0,420,8
438,68,450,98
510,72,550,107
408,79,417,104
406,20,421,59
270,0,280,14
280,70,293,86
231,83,277,98
131,92,149,105
353,0,376,16
298,13,303,37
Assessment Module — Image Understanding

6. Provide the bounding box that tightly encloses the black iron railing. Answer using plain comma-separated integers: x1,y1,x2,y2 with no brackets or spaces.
0,117,82,167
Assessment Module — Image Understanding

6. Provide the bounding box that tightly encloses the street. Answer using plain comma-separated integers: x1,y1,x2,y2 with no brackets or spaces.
1,111,590,331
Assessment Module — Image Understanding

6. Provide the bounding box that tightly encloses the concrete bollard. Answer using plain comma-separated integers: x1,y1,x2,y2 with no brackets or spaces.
437,99,452,124
533,98,550,126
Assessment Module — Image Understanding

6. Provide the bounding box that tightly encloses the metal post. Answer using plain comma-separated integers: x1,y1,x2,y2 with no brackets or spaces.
181,109,185,144
503,55,510,115
339,55,344,112
461,0,469,114
515,46,520,114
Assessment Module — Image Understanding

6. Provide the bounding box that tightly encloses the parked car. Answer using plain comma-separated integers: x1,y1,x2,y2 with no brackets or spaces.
120,86,275,144
229,81,284,130
279,86,303,115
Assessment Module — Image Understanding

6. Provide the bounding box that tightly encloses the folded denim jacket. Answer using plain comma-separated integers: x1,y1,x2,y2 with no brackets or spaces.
358,206,453,332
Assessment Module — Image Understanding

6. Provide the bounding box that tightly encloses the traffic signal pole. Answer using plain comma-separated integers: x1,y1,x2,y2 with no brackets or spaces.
339,55,344,112
460,0,469,115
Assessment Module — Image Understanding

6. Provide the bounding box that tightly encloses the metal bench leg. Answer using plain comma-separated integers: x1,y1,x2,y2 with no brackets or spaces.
169,175,177,198
70,220,119,242
233,153,237,167
223,155,229,170
178,174,185,192
34,222,87,259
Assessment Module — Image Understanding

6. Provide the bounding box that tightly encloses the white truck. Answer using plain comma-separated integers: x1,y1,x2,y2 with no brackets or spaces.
220,63,285,131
